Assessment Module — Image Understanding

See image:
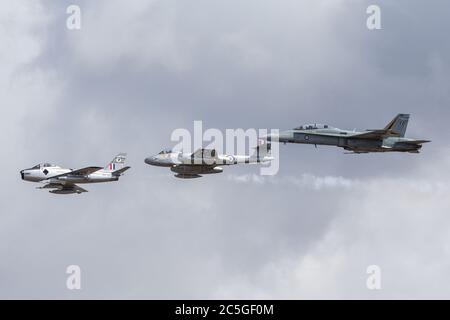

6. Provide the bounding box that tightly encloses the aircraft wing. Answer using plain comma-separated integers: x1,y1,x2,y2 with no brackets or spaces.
191,148,219,162
71,185,88,193
350,129,400,140
47,166,103,180
38,183,88,193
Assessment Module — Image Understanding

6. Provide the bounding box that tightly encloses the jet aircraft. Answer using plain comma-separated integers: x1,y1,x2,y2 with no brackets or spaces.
145,143,272,178
264,114,430,153
20,153,130,194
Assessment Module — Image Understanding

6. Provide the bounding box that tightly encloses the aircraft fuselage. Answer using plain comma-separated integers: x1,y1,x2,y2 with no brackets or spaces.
145,148,273,178
20,167,119,184
273,129,423,153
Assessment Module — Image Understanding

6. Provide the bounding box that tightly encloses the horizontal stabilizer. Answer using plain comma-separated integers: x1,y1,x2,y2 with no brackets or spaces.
400,140,431,145
112,166,131,176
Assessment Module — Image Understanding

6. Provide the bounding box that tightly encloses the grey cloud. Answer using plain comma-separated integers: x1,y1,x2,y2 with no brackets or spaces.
1,0,450,299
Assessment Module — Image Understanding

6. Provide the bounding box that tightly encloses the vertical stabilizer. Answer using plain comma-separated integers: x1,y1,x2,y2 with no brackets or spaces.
384,114,410,137
104,153,127,172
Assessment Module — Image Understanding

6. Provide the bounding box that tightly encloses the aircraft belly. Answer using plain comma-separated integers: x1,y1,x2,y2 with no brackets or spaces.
346,138,382,148
56,176,116,184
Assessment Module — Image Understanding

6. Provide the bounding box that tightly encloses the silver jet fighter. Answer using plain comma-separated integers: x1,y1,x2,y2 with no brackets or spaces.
20,153,130,194
145,144,273,179
265,114,430,154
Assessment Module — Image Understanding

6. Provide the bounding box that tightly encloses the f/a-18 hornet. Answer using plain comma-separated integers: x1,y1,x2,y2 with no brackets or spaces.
264,114,430,153
20,153,130,194
145,142,273,178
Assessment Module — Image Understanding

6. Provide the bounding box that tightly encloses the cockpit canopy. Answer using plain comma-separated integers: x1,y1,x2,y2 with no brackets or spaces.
30,163,54,169
158,149,172,155
294,124,329,130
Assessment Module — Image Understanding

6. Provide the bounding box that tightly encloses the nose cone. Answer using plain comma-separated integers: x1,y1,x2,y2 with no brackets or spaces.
145,155,171,167
145,156,156,166
20,170,25,180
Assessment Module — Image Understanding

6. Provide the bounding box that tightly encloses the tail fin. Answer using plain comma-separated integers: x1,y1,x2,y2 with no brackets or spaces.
384,114,410,137
104,153,127,172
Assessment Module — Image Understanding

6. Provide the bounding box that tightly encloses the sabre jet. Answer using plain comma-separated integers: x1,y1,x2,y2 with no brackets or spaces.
264,114,430,154
145,143,273,179
20,153,130,194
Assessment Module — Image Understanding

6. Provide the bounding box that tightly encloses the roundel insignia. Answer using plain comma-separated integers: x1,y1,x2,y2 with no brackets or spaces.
305,135,309,140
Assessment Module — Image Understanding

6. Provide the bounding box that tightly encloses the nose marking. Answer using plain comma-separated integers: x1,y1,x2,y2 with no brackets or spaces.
43,169,49,175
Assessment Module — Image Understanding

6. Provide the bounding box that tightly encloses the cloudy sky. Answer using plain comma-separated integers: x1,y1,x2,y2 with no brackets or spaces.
1,0,450,299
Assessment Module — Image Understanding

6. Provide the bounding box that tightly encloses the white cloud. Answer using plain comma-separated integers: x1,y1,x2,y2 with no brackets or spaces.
227,173,266,184
227,172,356,190
216,151,450,299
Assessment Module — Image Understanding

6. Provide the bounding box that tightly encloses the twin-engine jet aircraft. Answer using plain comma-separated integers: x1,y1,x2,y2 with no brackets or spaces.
264,114,430,153
20,153,130,194
145,143,272,178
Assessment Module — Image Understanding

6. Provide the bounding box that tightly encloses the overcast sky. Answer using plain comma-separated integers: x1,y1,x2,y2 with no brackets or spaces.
1,0,450,299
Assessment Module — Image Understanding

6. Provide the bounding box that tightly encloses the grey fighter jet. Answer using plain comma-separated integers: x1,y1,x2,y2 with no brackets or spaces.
20,153,130,194
264,114,430,153
145,143,272,179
